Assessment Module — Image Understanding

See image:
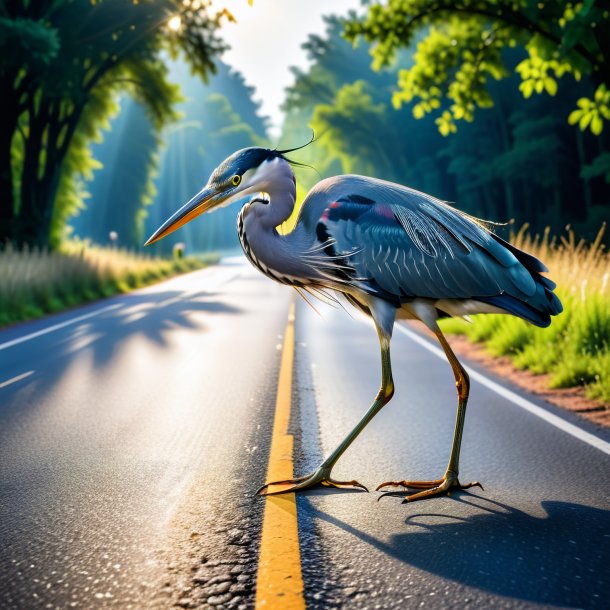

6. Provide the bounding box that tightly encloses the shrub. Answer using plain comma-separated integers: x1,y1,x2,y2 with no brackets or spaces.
0,240,217,327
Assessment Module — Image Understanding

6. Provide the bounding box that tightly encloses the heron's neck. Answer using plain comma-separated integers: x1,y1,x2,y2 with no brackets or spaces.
255,158,297,229
238,164,313,282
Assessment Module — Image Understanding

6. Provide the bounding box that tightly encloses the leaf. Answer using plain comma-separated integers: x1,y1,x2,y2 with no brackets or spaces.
590,114,603,135
535,80,544,94
579,112,592,130
562,18,588,52
520,80,534,98
568,109,583,125
544,77,557,96
579,0,595,18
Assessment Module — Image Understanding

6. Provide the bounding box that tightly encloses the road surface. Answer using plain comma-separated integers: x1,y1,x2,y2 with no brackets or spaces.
1,259,609,609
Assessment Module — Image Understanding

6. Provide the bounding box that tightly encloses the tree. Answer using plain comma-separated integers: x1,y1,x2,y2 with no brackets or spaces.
0,0,228,247
312,80,407,178
345,1,610,136
280,11,610,238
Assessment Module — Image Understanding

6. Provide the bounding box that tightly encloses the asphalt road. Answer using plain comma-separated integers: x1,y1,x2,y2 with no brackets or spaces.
1,259,609,609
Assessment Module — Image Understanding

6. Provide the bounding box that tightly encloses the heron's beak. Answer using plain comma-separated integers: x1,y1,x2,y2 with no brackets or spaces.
144,185,221,246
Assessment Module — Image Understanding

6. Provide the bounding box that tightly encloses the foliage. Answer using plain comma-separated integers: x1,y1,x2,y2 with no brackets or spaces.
312,81,390,175
581,151,610,183
345,1,610,136
281,15,610,239
568,84,610,135
0,240,216,328
440,225,610,404
49,85,119,248
1,0,228,248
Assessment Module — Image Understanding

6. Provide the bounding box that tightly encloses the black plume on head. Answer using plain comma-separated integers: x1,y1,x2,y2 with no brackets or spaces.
274,131,317,170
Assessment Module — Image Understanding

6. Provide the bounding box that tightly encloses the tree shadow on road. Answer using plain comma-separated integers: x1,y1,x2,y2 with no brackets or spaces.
305,493,609,608
0,286,242,404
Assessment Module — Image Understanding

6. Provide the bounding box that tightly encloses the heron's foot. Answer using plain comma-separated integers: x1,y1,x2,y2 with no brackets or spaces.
256,467,368,496
376,473,483,503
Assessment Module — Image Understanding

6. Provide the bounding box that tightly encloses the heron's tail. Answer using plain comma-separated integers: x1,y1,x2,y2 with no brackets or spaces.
479,288,562,328
479,234,563,328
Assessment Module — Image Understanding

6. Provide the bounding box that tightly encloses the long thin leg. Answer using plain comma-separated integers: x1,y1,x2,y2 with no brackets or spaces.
377,326,482,502
258,316,394,496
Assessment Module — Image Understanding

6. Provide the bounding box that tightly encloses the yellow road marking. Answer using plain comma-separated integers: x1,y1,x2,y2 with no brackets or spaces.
255,302,306,609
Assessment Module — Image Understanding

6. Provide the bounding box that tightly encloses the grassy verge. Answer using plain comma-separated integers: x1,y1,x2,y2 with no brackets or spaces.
0,240,218,328
439,225,610,405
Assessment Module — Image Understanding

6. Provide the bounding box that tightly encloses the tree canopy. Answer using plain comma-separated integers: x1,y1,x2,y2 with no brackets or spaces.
345,1,610,137
0,0,228,247
280,14,609,238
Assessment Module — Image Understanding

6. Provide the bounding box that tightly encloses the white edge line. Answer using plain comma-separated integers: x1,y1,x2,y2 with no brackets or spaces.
0,304,121,352
394,324,610,457
0,370,34,389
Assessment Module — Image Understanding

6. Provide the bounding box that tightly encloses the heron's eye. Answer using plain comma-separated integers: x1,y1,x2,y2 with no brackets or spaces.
231,175,241,187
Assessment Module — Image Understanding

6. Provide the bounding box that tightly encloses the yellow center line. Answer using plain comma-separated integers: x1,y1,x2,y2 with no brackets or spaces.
255,301,306,609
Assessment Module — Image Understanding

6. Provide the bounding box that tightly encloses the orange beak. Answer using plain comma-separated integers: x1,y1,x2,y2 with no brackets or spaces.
144,185,220,246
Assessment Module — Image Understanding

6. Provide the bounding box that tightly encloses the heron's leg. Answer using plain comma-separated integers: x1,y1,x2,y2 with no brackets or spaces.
258,316,395,496
377,327,482,502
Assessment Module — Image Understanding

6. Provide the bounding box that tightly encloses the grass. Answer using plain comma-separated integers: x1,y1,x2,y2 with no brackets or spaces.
439,224,610,405
0,240,217,328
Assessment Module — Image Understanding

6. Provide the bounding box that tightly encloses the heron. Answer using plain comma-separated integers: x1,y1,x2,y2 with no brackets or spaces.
145,144,562,502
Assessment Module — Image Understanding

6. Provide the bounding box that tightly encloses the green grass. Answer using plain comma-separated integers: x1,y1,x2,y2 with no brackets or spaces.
0,240,218,328
440,225,610,405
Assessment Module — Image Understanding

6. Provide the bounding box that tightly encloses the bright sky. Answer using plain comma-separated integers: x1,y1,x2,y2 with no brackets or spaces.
218,0,363,138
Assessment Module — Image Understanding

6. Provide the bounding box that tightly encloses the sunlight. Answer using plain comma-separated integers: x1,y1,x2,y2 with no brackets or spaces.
167,15,182,31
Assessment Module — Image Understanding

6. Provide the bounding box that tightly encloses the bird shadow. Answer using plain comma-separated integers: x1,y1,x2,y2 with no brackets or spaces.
300,493,610,608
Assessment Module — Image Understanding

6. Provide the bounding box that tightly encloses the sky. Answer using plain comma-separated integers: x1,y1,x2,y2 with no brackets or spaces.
218,0,363,138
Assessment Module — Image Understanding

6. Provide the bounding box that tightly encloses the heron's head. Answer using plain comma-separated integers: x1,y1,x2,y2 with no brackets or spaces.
145,147,292,246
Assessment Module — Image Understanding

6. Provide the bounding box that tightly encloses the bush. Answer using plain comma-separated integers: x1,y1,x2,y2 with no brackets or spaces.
0,240,217,327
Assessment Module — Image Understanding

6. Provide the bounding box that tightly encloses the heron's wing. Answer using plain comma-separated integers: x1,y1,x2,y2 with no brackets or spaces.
305,175,554,310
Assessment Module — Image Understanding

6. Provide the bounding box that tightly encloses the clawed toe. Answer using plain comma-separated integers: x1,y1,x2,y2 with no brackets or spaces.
257,470,368,496
376,478,445,492
376,476,483,503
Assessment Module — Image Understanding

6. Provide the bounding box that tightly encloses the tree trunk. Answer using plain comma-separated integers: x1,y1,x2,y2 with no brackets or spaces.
17,148,66,248
493,102,516,222
15,100,82,248
15,101,60,247
0,77,20,244
0,119,15,244
575,128,592,214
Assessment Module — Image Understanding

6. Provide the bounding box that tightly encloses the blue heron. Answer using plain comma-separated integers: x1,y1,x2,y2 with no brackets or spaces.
145,145,562,502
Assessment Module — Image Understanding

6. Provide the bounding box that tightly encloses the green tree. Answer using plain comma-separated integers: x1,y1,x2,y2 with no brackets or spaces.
0,0,227,247
312,80,406,178
281,11,609,238
345,1,610,136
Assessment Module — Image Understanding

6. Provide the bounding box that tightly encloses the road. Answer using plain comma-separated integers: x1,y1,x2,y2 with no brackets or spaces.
1,259,609,609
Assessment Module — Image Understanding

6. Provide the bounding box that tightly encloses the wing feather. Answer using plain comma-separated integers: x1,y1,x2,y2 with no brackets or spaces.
301,174,548,304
